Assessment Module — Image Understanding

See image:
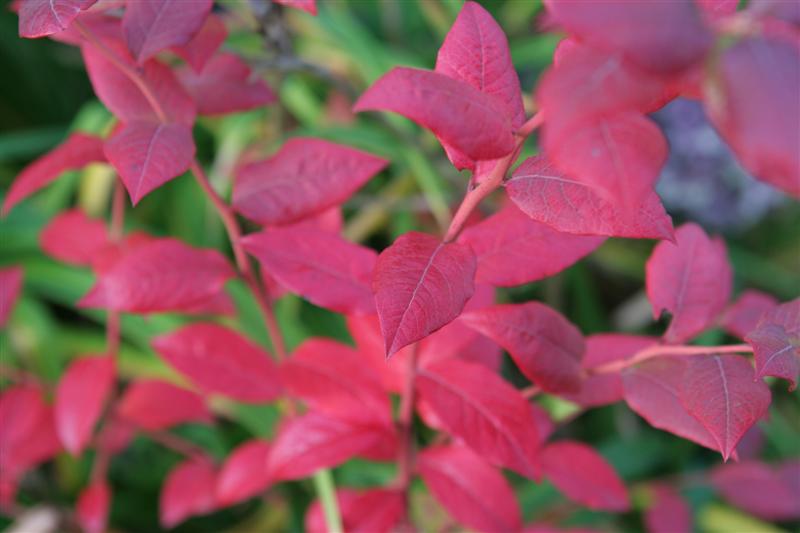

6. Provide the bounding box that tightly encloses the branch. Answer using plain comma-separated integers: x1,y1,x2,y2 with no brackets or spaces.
590,343,754,375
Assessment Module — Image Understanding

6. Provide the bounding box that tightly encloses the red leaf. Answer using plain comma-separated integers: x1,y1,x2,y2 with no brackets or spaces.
153,323,282,403
96,415,135,455
266,412,387,481
416,359,540,478
40,209,109,266
462,302,585,393
104,121,195,204
747,298,799,389
506,155,674,240
705,37,800,198
353,67,515,161
305,489,404,533
434,1,524,172
681,354,771,460
55,355,115,455
539,440,629,512
646,223,732,343
216,440,271,506
722,290,779,340
18,0,96,38
543,0,713,74
374,232,476,356
0,266,24,328
81,36,196,126
547,112,668,210
233,138,387,225
172,13,226,73
178,53,275,115
460,202,604,286
0,386,62,480
644,484,691,533
273,0,317,15
117,379,212,431
2,133,105,214
242,227,377,315
622,357,720,452
419,445,522,533
79,238,234,314
712,460,800,521
123,0,212,64
281,338,391,426
160,456,217,528
76,481,111,533
561,334,657,408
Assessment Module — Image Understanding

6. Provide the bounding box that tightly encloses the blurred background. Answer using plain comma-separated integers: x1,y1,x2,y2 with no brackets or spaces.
1,0,798,532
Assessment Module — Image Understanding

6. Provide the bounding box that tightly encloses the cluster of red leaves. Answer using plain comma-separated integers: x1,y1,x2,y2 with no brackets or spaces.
2,0,799,532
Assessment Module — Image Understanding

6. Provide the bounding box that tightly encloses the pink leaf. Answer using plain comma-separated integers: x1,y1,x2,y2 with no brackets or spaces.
267,412,387,481
117,379,212,431
543,0,713,74
3,133,105,214
233,138,387,225
0,267,24,328
281,338,391,426
646,223,733,343
305,489,404,533
434,1,524,172
561,334,657,408
40,209,109,266
0,386,62,480
722,290,779,340
547,112,668,210
104,121,195,204
242,227,377,315
506,155,674,240
96,415,135,455
178,53,276,115
79,238,234,314
746,298,799,389
373,231,476,356
76,481,111,533
644,484,692,533
152,323,282,403
622,357,720,453
55,355,115,455
705,37,800,198
416,359,540,478
539,440,629,512
462,302,585,393
216,440,271,506
460,202,604,286
419,444,522,533
172,13,226,73
81,36,196,126
123,0,212,64
273,0,317,15
681,354,771,461
353,67,515,161
160,456,217,528
712,460,800,521
18,0,97,38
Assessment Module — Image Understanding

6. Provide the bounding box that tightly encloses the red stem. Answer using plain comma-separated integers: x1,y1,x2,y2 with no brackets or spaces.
149,431,206,457
394,345,419,524
443,112,542,242
590,343,753,375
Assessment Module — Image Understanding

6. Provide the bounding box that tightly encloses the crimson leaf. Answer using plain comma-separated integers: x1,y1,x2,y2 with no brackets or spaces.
160,456,217,528
55,355,115,455
172,13,226,73
117,379,212,431
711,460,800,521
305,489,404,533
462,302,585,393
646,223,732,343
353,67,515,161
153,323,282,403
76,481,111,533
539,440,629,512
40,209,109,266
644,484,692,533
242,226,377,315
722,290,778,340
746,298,799,389
216,440,272,506
3,133,105,215
418,445,522,533
416,359,540,478
233,138,387,225
122,0,212,64
373,231,476,356
18,0,97,38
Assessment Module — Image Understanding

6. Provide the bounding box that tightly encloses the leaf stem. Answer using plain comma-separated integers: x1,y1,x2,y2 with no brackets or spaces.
312,469,343,533
443,112,542,242
394,344,420,526
590,343,754,375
